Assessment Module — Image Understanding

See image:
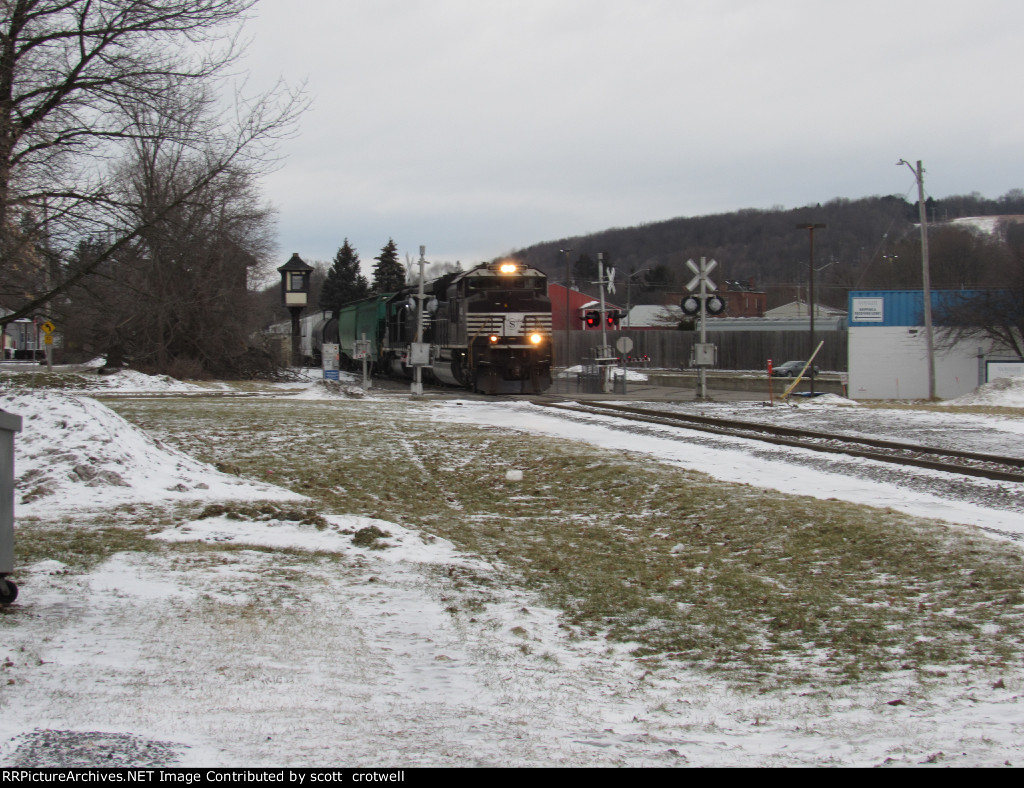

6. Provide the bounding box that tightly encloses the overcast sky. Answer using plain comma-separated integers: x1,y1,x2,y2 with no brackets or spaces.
240,0,1024,273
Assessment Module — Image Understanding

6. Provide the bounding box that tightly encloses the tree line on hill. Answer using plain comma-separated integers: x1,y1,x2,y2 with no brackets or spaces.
510,191,1024,313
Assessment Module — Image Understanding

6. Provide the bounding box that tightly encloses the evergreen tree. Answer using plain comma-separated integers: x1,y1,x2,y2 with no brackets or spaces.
372,238,405,293
574,253,599,285
320,239,370,314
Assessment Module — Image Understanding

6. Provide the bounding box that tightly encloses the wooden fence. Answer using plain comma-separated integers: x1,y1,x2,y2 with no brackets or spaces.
553,329,848,371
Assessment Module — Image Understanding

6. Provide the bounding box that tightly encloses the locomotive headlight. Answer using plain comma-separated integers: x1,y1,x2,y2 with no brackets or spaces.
498,262,518,274
529,333,543,345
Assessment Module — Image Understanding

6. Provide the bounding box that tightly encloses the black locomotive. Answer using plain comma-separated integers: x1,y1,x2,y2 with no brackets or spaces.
315,261,553,394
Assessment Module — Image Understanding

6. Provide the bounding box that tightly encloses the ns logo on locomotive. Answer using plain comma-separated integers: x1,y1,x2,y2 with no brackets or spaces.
311,260,553,394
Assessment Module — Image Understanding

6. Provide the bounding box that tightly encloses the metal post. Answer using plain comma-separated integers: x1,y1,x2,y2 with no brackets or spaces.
361,332,370,390
597,253,611,393
412,246,426,396
289,308,302,368
598,253,608,356
0,408,22,603
698,257,708,400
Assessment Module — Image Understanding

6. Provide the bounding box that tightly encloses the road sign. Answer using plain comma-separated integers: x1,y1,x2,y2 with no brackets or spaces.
40,321,55,334
322,343,339,380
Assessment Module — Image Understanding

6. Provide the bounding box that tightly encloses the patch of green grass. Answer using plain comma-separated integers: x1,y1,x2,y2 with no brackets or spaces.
106,396,1024,686
196,502,329,529
12,518,161,572
0,371,100,392
351,525,390,548
859,400,1024,418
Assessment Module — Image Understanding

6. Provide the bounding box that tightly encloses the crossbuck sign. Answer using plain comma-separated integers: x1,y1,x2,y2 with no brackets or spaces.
686,258,717,293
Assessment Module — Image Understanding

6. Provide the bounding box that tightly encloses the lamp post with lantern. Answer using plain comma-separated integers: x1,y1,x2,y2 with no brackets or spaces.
278,252,313,368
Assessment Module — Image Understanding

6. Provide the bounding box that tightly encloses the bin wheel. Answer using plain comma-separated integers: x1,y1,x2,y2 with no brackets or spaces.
0,580,18,605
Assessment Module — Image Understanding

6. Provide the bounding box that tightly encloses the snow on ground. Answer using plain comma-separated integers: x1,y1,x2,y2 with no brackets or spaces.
0,391,302,515
944,373,1024,408
3,517,666,766
950,216,1008,236
81,369,206,393
0,362,207,394
561,364,649,383
2,369,1024,766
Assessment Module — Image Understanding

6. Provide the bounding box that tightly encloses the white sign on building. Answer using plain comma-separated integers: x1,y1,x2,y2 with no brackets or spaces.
851,297,884,323
986,361,1024,383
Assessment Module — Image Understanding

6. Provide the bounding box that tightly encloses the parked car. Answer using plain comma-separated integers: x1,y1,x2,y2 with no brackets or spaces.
771,360,818,377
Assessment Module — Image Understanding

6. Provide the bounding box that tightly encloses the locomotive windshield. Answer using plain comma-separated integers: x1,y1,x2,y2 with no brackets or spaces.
467,276,545,291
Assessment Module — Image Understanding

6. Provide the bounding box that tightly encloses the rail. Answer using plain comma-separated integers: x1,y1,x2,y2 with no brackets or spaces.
531,399,1024,484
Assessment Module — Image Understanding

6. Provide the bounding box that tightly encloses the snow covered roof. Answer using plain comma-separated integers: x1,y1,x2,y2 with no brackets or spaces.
764,300,847,318
625,304,682,326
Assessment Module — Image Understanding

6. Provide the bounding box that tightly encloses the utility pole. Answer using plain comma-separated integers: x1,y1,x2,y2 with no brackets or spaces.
796,223,826,395
560,248,573,333
898,158,936,400
598,253,608,358
624,268,650,328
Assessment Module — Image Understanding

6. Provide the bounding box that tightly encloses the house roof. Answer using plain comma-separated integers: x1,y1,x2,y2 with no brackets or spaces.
765,300,847,318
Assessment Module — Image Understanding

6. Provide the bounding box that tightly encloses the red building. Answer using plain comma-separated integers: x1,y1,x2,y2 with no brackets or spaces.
718,280,767,317
548,284,624,331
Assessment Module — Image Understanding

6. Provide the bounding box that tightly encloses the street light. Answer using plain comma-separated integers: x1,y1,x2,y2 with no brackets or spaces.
624,268,650,328
560,248,573,333
897,158,936,400
796,223,826,394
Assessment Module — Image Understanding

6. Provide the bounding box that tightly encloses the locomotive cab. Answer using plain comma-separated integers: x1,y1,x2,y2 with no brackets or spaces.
431,261,553,393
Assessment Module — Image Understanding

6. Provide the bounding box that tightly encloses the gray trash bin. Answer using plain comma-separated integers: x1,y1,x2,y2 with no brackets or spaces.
0,408,22,604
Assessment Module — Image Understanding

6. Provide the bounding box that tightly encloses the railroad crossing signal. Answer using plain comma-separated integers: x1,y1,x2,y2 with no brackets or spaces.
686,258,717,293
681,295,725,316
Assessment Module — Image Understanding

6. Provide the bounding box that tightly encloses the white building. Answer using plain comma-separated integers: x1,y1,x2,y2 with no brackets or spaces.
848,290,1022,400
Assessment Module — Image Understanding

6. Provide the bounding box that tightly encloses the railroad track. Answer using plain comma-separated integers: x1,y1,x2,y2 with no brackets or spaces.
531,399,1024,484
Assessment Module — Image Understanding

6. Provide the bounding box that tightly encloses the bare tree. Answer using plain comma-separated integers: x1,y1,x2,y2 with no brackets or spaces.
0,0,306,326
56,80,284,375
933,221,1024,359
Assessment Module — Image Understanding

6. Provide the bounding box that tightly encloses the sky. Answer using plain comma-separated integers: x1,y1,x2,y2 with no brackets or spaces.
239,0,1024,274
